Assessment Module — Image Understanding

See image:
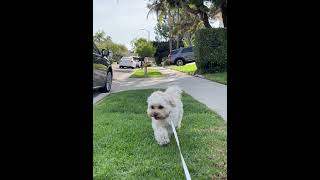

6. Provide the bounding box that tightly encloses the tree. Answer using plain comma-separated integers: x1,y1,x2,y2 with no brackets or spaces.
132,38,156,58
93,30,128,62
132,38,156,75
147,0,227,29
154,19,170,41
93,30,112,43
97,41,128,62
147,0,175,51
171,6,203,47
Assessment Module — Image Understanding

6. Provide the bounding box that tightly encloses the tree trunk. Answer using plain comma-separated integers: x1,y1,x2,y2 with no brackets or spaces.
221,1,227,28
168,9,173,52
187,33,192,46
201,12,212,28
140,57,145,69
176,8,179,49
144,57,148,76
177,7,180,24
169,37,172,51
144,66,148,76
176,36,179,49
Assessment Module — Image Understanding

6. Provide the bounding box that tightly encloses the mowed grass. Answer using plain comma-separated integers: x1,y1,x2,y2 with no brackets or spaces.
169,63,227,85
203,72,227,85
93,89,227,179
169,63,197,75
129,68,163,78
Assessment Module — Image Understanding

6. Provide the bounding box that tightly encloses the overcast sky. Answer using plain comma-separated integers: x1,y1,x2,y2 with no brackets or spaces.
93,0,222,50
93,0,157,50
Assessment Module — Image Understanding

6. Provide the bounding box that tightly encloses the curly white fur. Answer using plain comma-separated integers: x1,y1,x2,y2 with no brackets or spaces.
147,86,183,145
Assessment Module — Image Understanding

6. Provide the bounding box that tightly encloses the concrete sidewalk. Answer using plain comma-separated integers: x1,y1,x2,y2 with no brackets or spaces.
96,67,227,121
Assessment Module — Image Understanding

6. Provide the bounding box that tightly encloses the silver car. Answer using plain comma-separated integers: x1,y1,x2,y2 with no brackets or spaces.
93,43,113,93
168,46,195,66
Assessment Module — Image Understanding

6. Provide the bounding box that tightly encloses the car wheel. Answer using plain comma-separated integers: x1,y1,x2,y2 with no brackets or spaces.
99,70,112,93
175,59,185,66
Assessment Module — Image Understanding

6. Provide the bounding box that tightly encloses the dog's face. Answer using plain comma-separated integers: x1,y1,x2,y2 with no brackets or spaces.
147,91,176,120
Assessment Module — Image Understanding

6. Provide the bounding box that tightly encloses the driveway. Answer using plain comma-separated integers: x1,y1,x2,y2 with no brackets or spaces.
93,66,227,121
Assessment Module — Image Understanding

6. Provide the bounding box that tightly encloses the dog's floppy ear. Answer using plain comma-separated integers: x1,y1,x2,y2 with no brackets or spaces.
166,95,176,107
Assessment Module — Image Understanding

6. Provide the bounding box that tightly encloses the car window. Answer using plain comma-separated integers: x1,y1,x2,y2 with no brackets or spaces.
171,49,179,55
182,47,192,53
121,58,132,62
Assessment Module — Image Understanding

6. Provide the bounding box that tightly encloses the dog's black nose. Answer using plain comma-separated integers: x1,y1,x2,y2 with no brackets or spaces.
153,112,158,117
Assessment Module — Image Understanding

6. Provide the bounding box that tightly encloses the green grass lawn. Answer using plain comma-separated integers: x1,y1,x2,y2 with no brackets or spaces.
129,68,163,78
203,72,227,85
169,63,197,75
169,63,227,85
93,89,227,179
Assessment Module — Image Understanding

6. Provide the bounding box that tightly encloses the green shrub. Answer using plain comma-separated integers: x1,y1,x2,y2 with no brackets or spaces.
194,28,227,73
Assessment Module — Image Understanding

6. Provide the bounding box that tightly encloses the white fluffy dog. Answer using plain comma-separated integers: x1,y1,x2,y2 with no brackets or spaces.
147,86,183,145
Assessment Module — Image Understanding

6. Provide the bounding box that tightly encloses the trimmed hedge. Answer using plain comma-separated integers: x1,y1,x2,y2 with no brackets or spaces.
194,28,227,74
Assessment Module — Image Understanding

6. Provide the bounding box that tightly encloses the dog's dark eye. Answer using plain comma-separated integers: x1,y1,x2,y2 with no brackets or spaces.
159,105,163,109
151,105,154,109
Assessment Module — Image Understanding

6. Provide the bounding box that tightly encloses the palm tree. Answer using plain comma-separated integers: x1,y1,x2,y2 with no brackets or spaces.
148,0,227,28
146,0,227,50
175,7,203,46
147,0,174,51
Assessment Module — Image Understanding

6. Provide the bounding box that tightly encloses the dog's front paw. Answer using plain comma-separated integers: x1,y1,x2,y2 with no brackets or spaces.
154,128,170,146
155,133,170,145
157,137,170,146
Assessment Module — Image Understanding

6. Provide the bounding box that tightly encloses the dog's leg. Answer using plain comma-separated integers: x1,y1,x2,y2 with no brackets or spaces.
154,127,170,145
177,108,183,129
166,124,174,138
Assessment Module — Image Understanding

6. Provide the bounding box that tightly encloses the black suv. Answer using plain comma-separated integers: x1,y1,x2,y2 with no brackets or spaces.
93,42,113,93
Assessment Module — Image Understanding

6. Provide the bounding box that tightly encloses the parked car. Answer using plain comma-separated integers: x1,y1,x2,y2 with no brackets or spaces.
93,42,113,93
168,46,195,66
119,56,139,69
